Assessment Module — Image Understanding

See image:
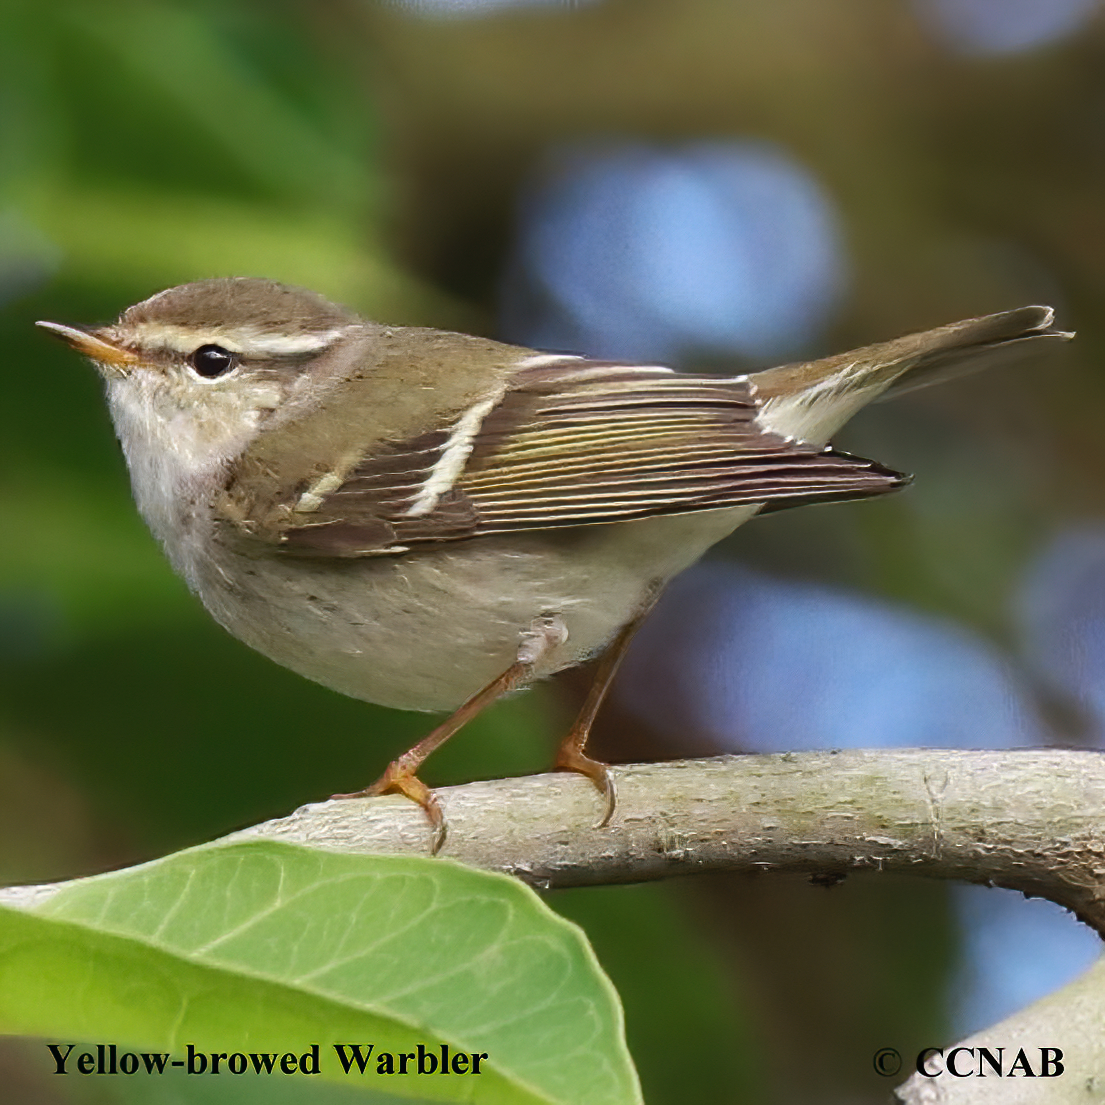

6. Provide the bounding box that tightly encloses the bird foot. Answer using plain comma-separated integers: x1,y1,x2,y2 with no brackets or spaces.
555,744,617,828
331,764,447,855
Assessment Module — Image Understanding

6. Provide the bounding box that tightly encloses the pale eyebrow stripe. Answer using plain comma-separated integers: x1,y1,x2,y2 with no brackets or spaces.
240,328,351,355
128,322,351,355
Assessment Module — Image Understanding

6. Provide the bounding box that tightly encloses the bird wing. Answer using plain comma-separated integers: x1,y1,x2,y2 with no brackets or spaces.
221,358,906,557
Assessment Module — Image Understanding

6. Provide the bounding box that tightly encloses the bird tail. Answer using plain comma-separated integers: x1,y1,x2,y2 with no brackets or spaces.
751,305,1071,446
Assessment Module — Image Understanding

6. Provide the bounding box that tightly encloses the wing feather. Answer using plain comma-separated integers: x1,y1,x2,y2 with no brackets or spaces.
237,360,907,556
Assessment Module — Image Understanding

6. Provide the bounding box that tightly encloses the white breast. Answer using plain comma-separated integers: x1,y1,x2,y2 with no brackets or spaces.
105,371,275,587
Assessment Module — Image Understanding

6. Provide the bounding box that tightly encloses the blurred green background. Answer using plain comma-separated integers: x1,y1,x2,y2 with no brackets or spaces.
3,1,1105,1102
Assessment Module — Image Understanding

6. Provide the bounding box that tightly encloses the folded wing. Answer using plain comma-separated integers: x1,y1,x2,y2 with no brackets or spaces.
240,359,906,557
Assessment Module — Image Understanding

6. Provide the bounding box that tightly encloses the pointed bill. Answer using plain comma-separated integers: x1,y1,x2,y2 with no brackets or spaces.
36,320,139,372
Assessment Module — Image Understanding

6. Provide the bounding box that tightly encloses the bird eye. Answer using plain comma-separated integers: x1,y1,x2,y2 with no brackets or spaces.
189,344,238,378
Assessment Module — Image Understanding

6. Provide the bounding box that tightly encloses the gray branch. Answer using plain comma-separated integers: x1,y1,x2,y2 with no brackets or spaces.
5,749,1105,936
225,747,1105,932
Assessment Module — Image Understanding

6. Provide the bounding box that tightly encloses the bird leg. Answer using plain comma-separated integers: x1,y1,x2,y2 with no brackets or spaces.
554,586,664,827
333,615,569,853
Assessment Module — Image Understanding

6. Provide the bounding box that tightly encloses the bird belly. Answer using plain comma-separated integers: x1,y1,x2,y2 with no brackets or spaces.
193,506,757,712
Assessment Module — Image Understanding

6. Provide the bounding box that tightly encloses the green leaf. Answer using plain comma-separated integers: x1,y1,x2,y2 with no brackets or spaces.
0,841,641,1105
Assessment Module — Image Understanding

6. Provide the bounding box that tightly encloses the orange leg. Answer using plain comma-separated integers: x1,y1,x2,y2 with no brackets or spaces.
333,616,568,853
554,587,663,827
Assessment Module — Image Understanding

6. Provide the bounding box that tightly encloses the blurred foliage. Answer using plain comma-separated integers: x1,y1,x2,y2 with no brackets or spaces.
3,1,1105,1103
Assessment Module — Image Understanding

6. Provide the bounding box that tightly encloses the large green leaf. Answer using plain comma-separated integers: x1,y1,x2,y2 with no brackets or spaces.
0,841,641,1105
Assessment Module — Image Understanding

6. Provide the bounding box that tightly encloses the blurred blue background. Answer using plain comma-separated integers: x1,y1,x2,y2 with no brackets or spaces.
498,139,847,362
3,1,1105,1103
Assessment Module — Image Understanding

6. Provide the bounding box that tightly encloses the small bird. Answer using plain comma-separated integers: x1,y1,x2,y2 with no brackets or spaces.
38,280,1069,849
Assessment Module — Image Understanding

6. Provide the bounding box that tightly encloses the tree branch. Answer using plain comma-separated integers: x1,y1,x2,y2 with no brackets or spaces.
243,748,1105,928
5,749,1105,935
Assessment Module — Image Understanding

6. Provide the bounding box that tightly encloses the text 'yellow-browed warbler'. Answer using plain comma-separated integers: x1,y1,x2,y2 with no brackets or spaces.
38,280,1071,850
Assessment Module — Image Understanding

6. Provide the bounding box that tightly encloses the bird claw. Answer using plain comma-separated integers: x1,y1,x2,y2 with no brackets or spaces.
331,765,447,855
555,745,617,828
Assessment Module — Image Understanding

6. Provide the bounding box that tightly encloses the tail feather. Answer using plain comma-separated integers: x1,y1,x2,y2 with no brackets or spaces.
751,305,1071,446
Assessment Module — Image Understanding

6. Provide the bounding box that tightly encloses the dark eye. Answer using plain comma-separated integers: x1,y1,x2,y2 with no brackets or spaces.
189,344,238,378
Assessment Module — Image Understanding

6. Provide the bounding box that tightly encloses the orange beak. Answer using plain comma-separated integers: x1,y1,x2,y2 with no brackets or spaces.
35,320,140,370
